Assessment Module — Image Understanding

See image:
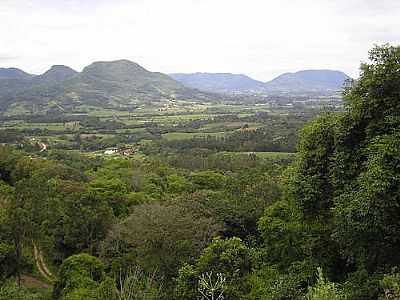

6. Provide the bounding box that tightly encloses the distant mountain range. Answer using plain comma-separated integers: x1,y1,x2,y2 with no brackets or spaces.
33,65,77,84
0,68,34,80
169,73,265,94
264,70,351,93
0,61,351,114
0,60,210,113
170,70,351,94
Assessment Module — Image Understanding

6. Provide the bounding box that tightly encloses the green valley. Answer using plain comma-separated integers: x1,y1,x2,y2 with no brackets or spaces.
0,42,399,300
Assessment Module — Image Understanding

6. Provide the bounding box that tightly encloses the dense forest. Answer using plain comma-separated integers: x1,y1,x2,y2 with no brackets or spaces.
0,45,400,299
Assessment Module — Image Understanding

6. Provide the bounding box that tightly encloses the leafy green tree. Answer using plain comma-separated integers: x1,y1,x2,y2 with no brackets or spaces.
281,45,400,298
60,192,113,255
7,188,32,285
380,271,400,300
0,146,22,184
345,45,400,138
53,253,105,300
0,280,47,300
287,114,336,217
176,237,252,300
191,171,227,190
87,178,129,217
305,268,345,300
166,174,193,194
258,201,306,269
247,260,316,300
334,131,400,269
0,181,18,281
342,268,381,300
329,46,400,277
101,203,221,282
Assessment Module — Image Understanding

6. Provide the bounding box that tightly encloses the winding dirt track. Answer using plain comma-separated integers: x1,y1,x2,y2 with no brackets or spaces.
33,244,54,282
39,142,47,152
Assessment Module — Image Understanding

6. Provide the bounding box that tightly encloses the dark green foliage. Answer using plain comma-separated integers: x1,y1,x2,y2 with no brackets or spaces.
380,271,400,299
0,243,17,281
342,268,381,300
53,253,105,299
258,201,306,269
334,132,400,270
329,47,400,278
288,114,336,217
59,193,114,255
0,280,48,300
345,45,400,136
304,268,345,300
275,44,400,298
101,203,222,282
152,123,301,153
190,171,227,190
175,237,252,300
247,260,316,300
97,268,163,300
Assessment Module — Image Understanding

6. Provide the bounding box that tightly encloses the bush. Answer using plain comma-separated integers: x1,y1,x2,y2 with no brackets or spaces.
176,237,252,300
0,280,47,300
305,268,345,300
53,253,105,299
380,272,400,300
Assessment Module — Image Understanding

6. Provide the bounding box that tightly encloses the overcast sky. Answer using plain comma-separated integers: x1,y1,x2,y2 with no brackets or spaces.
1,0,399,81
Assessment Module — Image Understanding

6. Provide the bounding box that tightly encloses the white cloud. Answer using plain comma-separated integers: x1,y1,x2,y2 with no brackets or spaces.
1,0,399,80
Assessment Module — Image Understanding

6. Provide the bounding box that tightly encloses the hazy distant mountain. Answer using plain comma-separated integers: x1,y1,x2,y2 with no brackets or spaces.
170,70,351,95
34,65,78,83
264,70,351,93
169,72,265,93
0,60,211,113
0,62,351,114
0,68,34,80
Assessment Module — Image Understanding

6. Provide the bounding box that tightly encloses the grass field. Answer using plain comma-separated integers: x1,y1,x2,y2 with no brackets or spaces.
0,102,309,158
162,131,226,141
222,151,296,159
1,122,76,131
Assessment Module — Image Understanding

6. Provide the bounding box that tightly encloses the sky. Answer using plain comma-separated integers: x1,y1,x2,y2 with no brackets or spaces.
1,0,400,81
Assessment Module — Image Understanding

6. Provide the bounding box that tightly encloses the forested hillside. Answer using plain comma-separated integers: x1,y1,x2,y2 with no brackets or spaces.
170,70,350,95
0,45,399,300
263,69,351,93
0,60,212,114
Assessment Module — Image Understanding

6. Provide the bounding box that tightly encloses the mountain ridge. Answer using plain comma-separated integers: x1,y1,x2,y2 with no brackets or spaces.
0,60,211,113
0,61,351,114
0,68,35,80
171,69,351,94
34,65,78,84
264,69,351,93
169,72,265,93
